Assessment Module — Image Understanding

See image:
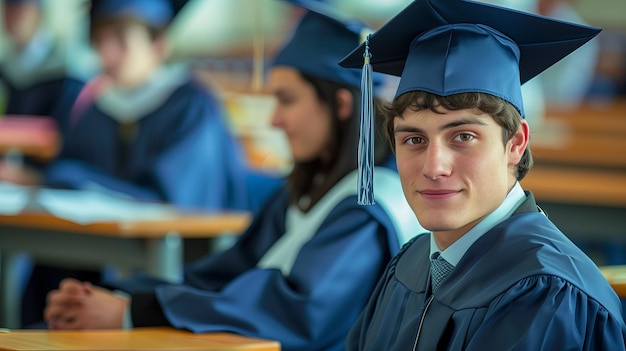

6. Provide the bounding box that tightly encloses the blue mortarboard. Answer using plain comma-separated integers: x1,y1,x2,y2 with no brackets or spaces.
272,0,384,90
339,0,600,205
340,0,600,117
89,0,175,29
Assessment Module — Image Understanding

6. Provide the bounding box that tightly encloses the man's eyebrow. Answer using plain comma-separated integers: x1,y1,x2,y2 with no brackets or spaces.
394,117,489,134
440,117,489,130
394,125,424,134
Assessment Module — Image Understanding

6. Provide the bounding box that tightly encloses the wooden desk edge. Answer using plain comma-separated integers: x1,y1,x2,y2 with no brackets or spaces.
0,328,281,351
0,211,252,238
599,265,626,299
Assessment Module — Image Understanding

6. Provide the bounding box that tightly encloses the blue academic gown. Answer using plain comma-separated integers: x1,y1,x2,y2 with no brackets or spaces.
43,70,248,211
347,192,626,350
107,178,407,351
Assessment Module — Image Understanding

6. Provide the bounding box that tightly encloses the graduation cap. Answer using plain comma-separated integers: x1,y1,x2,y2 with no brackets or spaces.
272,0,384,90
338,0,600,205
89,0,183,30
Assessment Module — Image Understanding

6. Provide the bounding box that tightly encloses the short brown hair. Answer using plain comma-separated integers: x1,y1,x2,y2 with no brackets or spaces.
90,16,167,43
383,91,532,180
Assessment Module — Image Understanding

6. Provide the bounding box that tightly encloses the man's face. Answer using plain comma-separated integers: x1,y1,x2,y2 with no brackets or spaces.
393,106,527,246
92,22,162,88
2,2,41,49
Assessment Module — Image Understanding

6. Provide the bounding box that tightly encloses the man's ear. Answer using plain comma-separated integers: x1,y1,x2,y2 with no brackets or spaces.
508,119,529,166
335,88,354,121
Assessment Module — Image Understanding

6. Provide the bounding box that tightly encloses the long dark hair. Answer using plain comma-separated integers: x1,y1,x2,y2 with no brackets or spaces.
287,72,391,212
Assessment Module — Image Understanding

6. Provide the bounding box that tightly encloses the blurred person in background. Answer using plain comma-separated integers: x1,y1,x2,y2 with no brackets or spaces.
43,2,423,350
0,0,96,329
43,0,249,210
20,0,256,328
535,0,599,108
0,0,87,183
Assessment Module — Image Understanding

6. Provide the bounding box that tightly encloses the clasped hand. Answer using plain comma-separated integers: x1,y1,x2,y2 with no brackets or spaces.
44,278,128,329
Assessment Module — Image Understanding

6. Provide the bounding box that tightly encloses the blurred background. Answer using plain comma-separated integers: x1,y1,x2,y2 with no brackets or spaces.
1,0,625,173
1,0,625,259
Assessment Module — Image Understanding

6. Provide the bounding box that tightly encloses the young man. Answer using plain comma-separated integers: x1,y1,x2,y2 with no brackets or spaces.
339,0,626,349
43,0,249,209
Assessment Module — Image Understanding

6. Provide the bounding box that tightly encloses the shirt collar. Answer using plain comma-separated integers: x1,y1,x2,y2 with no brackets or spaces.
430,182,526,266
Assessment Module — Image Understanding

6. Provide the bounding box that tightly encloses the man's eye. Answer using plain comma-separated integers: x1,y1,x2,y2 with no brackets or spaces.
456,133,474,142
406,136,424,145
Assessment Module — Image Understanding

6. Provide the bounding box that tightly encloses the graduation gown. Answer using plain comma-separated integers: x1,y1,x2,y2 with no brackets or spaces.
107,167,422,351
347,192,626,350
44,68,248,210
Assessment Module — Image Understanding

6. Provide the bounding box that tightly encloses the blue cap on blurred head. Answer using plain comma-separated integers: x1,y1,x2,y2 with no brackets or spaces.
273,0,384,91
89,0,174,29
339,0,601,118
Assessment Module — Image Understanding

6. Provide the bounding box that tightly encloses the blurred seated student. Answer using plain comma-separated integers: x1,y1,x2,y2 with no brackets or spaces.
0,0,86,182
20,0,256,328
588,32,626,100
536,0,599,108
42,0,249,210
0,0,97,329
480,0,599,111
43,1,423,350
338,0,626,349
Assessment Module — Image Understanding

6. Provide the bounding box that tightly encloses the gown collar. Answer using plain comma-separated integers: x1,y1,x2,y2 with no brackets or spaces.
95,64,188,123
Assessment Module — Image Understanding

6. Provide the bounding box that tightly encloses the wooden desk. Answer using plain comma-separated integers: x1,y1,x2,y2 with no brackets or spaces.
530,100,626,169
0,116,59,161
599,265,626,299
545,101,626,136
0,206,251,329
520,165,626,252
0,327,280,351
521,166,626,208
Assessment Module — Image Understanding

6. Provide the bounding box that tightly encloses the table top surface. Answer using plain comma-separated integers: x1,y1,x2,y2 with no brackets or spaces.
0,210,252,238
0,115,59,160
0,328,280,351
521,166,626,208
0,185,252,238
599,265,626,298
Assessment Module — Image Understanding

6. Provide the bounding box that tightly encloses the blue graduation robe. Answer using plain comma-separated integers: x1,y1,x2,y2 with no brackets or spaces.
43,69,249,210
107,168,420,351
347,192,626,350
